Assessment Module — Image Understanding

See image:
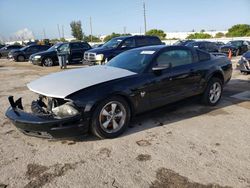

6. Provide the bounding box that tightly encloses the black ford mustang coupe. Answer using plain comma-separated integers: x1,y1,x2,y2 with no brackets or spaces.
5,45,232,139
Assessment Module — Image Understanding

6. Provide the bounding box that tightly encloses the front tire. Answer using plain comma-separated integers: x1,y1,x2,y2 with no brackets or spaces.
43,58,54,67
17,55,25,62
202,78,223,106
91,96,131,139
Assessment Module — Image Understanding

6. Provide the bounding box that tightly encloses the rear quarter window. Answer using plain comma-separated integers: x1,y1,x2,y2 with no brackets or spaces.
197,50,211,61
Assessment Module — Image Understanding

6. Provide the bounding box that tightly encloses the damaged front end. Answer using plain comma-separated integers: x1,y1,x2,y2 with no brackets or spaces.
5,96,89,138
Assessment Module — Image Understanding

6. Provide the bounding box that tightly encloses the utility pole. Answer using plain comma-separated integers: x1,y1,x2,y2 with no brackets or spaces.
143,1,147,35
123,26,126,34
43,29,46,39
90,17,93,42
57,24,61,39
61,25,64,39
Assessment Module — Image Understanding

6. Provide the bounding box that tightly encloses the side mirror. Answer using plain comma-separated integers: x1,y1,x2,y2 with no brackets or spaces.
152,63,172,74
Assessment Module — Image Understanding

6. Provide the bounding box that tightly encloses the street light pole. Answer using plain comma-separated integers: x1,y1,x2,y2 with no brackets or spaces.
90,17,93,42
143,1,147,35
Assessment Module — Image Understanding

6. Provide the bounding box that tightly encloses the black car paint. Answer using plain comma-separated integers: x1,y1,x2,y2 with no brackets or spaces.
0,45,23,58
30,42,92,66
84,35,162,63
219,40,250,56
5,46,232,138
9,45,50,61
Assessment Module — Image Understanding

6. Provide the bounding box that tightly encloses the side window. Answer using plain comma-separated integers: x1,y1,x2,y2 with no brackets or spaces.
136,37,148,47
41,46,49,50
80,43,91,50
58,43,70,52
121,38,136,48
27,46,39,52
197,50,211,61
156,49,193,67
199,43,206,50
71,43,81,49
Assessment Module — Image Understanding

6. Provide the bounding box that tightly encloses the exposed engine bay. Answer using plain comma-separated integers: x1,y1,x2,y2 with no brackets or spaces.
31,95,79,119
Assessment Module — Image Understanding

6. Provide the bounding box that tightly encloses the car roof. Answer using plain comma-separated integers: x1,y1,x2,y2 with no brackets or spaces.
127,45,191,53
113,35,159,40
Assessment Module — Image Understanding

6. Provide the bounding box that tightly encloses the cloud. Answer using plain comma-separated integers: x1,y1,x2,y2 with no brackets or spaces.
11,28,34,41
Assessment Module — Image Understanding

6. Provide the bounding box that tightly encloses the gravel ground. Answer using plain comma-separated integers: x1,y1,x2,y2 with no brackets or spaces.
0,57,249,188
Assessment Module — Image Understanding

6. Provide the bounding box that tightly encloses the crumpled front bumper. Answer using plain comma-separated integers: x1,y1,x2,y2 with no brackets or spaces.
5,97,89,139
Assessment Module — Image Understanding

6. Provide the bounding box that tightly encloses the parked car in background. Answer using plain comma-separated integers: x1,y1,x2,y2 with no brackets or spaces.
8,44,50,62
0,44,23,58
92,43,103,48
30,42,92,66
186,41,219,53
173,40,195,46
83,35,162,65
0,44,5,49
238,51,250,74
215,41,225,47
5,45,232,139
219,40,250,56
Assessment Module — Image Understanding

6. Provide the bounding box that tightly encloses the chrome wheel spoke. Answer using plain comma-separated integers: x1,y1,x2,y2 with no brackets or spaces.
111,103,117,114
112,119,119,130
102,109,110,116
210,94,214,101
114,111,123,117
103,119,111,128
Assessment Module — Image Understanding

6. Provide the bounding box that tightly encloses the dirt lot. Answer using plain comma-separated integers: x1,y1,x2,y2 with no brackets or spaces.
0,58,250,188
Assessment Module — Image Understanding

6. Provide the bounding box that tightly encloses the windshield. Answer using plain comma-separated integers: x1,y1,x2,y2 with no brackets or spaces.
102,38,123,49
106,50,155,73
227,41,242,47
48,43,62,51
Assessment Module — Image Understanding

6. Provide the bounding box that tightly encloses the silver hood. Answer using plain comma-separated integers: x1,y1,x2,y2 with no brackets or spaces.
27,65,137,98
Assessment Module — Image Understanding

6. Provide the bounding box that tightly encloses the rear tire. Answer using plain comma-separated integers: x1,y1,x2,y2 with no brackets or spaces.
17,55,25,62
91,96,131,139
202,78,223,106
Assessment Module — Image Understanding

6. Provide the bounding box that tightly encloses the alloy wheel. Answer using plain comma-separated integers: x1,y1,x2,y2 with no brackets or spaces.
99,101,126,133
209,82,222,104
43,58,53,67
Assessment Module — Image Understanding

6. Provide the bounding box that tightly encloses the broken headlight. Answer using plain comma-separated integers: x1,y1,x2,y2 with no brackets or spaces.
52,103,79,118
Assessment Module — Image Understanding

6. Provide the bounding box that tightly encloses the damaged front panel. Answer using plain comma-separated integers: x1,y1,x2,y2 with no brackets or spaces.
5,95,89,138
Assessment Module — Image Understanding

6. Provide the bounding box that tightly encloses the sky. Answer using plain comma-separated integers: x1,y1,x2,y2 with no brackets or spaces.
0,0,250,40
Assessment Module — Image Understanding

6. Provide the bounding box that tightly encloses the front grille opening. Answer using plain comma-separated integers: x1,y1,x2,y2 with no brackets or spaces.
31,96,79,119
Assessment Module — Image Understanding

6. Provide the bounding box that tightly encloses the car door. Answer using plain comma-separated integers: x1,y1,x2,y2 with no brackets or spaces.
69,43,84,62
146,47,201,109
79,43,91,57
